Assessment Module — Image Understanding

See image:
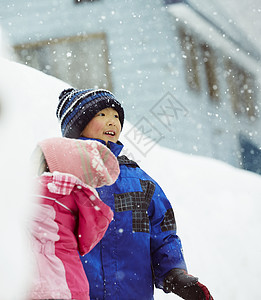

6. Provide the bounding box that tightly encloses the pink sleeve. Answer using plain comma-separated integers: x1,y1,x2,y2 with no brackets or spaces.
74,187,113,256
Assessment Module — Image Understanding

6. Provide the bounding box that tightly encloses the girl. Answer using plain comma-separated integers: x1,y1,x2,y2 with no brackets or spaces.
29,137,119,300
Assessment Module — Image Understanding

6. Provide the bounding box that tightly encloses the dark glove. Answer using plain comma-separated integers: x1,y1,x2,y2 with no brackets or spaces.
163,268,213,300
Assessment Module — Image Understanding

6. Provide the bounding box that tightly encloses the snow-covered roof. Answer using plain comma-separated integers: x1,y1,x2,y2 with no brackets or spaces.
167,0,261,60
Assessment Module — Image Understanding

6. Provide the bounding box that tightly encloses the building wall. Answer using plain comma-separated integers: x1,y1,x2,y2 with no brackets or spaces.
168,3,261,167
1,0,260,169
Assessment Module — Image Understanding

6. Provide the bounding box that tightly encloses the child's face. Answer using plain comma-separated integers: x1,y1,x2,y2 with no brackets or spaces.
81,107,121,144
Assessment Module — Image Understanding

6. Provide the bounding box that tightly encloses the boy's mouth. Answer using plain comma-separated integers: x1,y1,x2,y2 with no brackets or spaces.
104,130,116,137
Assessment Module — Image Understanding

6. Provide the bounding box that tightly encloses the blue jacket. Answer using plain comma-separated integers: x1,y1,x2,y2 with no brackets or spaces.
80,139,187,300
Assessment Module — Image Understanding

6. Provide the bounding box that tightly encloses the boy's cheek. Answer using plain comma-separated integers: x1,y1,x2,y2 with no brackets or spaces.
93,123,104,134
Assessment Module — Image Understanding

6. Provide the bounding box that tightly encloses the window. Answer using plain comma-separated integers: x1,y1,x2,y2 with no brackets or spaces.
178,26,221,101
177,24,258,121
225,58,257,120
14,32,112,90
201,43,219,102
178,27,201,93
239,134,261,175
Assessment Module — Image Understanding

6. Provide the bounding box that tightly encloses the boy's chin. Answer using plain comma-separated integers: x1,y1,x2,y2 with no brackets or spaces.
106,137,118,144
102,136,118,144
106,138,117,144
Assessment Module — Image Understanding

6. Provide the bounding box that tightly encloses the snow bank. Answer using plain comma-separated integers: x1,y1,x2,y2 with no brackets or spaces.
0,55,69,299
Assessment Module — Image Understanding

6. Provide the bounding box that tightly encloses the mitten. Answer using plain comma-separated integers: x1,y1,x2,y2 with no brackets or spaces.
163,268,213,300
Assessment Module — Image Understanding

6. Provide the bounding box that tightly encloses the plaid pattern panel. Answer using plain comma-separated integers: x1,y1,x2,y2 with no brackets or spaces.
114,179,155,233
47,172,84,195
160,208,176,232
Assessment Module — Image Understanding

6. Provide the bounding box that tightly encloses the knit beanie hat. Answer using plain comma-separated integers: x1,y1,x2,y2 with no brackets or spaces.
38,137,120,188
56,88,125,138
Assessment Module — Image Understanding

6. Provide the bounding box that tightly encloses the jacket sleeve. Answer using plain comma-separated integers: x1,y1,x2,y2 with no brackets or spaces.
147,182,187,288
74,187,113,256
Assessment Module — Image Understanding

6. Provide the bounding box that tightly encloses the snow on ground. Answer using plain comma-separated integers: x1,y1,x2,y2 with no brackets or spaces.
1,57,261,299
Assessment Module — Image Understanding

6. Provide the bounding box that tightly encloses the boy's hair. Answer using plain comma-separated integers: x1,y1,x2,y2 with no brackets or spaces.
56,88,124,139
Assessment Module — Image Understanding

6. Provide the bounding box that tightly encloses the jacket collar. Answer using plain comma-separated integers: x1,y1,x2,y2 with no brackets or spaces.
78,137,123,157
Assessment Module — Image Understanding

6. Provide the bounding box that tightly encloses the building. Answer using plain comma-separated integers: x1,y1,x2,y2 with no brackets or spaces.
166,0,261,173
1,0,260,173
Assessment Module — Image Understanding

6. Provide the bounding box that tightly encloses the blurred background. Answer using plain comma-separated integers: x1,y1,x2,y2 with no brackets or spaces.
1,0,261,174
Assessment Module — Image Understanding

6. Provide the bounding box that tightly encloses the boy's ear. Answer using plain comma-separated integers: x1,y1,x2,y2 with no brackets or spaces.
30,146,49,176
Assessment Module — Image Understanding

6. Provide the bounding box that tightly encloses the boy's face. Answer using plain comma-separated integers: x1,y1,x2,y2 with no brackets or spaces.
81,107,121,144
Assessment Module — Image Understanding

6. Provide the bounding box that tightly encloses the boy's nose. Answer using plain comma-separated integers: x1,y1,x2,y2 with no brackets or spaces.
107,118,116,126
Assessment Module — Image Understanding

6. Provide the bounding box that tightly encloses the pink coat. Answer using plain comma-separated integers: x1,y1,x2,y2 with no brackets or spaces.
30,172,113,300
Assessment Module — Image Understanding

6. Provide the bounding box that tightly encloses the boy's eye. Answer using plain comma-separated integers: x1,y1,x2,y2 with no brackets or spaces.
114,114,119,118
97,113,105,116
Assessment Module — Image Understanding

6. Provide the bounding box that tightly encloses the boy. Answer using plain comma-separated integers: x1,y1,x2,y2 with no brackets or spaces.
56,88,213,300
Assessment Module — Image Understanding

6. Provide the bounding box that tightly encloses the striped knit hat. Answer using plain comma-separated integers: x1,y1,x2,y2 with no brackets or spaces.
38,137,120,188
56,88,124,138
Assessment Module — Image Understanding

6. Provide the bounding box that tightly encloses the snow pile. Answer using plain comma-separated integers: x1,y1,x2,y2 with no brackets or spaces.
1,57,261,299
0,61,33,299
0,54,69,299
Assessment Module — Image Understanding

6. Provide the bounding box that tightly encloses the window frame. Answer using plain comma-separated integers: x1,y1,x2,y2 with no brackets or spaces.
14,32,113,91
225,58,257,120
